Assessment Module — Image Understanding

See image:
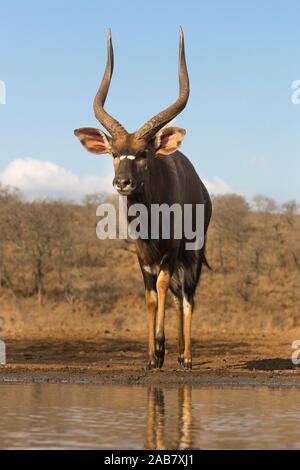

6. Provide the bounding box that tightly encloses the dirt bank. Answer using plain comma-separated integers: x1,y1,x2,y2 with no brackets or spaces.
1,331,300,385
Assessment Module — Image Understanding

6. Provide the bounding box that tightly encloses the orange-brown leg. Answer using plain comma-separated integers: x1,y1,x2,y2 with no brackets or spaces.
155,269,170,368
139,261,159,370
171,293,184,365
145,288,157,369
183,296,193,369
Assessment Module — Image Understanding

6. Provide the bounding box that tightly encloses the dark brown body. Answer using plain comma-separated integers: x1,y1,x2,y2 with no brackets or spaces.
128,151,212,369
130,150,211,266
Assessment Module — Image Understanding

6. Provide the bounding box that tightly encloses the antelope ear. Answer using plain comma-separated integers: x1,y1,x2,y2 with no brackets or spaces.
155,127,186,155
74,128,112,154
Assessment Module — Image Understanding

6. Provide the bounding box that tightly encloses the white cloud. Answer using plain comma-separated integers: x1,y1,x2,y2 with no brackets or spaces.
0,158,235,200
0,158,114,200
202,176,233,195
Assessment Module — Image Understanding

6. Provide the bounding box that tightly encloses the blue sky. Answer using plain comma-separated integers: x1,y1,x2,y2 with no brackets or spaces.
0,0,299,202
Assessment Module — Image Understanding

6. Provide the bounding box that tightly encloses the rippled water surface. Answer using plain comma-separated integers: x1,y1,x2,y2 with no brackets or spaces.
0,383,300,449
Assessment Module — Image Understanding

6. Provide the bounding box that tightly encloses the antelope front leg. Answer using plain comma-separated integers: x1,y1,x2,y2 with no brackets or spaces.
155,269,170,368
140,262,159,370
171,294,184,365
145,288,158,369
183,295,193,370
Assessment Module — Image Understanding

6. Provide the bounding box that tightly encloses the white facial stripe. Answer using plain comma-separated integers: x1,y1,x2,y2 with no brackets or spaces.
120,155,136,160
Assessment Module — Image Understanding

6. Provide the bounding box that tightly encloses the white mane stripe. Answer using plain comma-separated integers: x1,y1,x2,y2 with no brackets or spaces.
120,155,136,160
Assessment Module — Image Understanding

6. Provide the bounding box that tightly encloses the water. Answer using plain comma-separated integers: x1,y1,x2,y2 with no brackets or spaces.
0,383,300,449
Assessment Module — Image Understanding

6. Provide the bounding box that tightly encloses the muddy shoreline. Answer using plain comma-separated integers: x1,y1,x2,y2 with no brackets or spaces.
2,367,300,387
1,332,300,386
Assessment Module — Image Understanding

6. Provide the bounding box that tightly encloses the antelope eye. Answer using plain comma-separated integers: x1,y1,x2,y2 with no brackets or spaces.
112,152,118,159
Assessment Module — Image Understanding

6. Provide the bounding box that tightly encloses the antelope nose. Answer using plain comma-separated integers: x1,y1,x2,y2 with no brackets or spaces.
115,178,132,189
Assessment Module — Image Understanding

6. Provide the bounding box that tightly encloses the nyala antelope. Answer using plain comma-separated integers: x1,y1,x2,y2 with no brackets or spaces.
74,27,212,370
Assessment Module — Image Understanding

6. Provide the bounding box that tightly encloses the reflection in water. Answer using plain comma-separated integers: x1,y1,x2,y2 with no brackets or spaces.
146,386,193,450
178,386,192,450
1,382,300,449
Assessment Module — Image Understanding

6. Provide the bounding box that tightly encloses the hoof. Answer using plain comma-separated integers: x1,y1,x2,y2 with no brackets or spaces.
146,359,158,370
178,356,184,366
155,337,165,369
184,360,192,370
157,354,164,369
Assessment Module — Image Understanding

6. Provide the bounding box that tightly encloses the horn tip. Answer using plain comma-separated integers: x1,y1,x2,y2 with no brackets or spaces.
108,28,111,39
179,26,183,37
